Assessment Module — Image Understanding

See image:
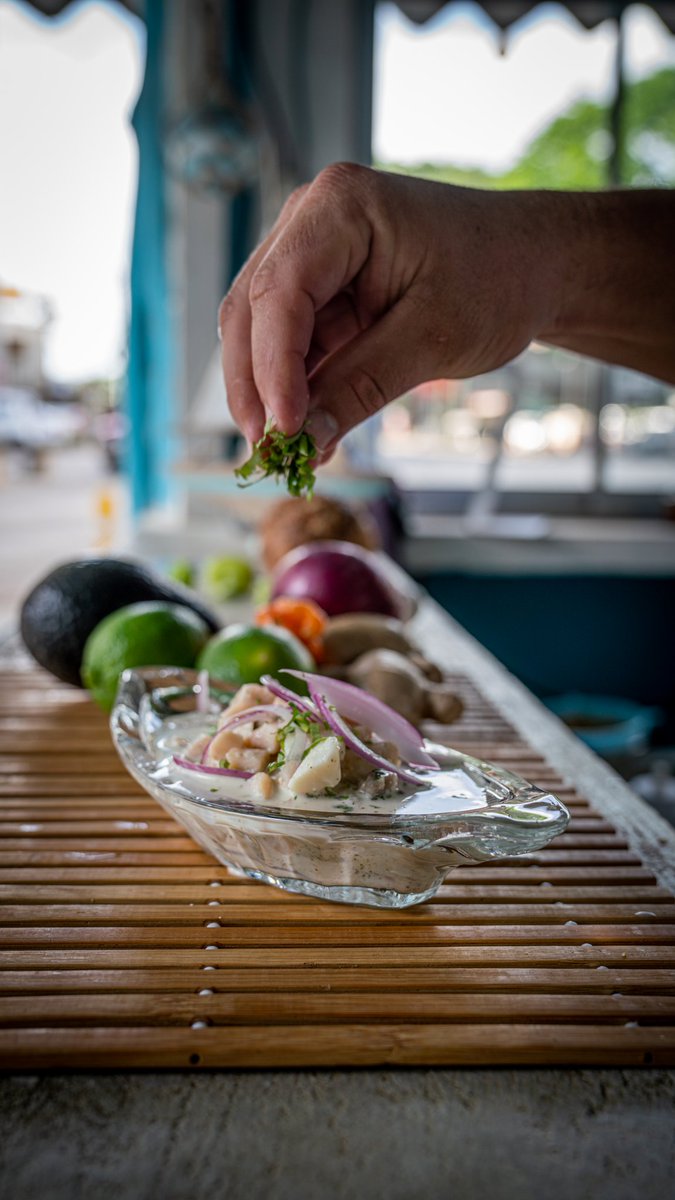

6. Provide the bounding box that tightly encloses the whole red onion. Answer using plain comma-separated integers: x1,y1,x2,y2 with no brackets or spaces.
270,540,405,618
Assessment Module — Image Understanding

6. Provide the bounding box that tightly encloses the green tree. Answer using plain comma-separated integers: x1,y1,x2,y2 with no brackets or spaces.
501,100,608,189
374,159,497,189
379,67,675,192
624,66,675,184
503,68,675,189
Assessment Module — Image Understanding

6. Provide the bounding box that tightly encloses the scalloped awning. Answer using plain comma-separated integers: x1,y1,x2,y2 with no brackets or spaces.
18,0,141,15
20,1,675,32
395,2,675,34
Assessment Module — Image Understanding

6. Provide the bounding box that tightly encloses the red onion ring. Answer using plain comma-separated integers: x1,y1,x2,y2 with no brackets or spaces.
259,675,317,715
174,755,253,780
200,703,291,764
217,703,290,732
282,670,439,769
312,694,428,788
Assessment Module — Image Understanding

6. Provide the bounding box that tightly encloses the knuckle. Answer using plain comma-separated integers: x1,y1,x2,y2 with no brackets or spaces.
313,161,370,205
279,182,310,221
320,161,365,187
217,292,236,330
345,366,388,421
248,260,277,307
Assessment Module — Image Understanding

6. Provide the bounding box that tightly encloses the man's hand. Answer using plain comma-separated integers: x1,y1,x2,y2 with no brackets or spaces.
218,163,675,456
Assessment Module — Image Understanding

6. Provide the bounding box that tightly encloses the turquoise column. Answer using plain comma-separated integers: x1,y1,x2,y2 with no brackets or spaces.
126,0,175,514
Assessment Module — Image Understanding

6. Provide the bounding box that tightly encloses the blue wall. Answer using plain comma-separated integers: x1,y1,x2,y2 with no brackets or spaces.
418,573,675,715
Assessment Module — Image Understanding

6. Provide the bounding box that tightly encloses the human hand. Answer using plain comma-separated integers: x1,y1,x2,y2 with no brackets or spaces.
218,163,563,457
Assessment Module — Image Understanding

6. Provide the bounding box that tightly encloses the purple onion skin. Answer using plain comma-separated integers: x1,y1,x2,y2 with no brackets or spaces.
173,755,253,780
271,546,399,618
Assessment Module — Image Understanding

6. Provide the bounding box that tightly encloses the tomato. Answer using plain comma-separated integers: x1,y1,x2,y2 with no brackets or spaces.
255,596,328,662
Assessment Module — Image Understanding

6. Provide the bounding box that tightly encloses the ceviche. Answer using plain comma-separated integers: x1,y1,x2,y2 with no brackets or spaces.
175,670,440,814
112,666,570,906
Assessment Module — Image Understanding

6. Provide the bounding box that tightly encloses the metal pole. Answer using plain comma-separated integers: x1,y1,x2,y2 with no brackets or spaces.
593,6,626,505
608,4,626,188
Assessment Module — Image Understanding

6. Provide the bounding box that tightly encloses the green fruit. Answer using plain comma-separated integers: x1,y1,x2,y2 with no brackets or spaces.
201,555,253,602
197,623,313,690
251,574,272,606
82,601,211,712
167,559,195,588
20,557,219,687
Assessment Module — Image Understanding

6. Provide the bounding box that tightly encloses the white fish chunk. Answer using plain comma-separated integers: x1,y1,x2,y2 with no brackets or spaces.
288,736,342,796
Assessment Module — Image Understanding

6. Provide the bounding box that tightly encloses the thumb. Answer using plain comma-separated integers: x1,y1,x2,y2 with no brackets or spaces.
305,301,436,455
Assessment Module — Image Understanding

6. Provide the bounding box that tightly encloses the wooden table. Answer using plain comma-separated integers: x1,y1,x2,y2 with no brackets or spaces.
2,598,674,1198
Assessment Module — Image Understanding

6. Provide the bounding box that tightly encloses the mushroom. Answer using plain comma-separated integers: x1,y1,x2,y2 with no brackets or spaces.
346,648,464,728
321,613,415,666
408,652,444,683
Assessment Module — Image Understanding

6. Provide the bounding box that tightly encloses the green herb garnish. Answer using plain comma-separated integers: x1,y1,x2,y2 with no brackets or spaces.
234,421,317,498
268,704,328,773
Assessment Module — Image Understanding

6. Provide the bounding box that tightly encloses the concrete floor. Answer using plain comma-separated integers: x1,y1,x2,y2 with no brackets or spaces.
0,443,129,629
2,1069,675,1200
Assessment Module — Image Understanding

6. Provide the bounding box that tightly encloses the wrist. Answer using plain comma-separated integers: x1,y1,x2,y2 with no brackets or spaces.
531,189,675,378
493,190,599,346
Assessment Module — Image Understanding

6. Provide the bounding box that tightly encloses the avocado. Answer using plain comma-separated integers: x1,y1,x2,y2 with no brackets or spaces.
20,557,221,687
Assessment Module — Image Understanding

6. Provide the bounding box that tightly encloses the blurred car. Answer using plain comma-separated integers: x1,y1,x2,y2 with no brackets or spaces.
0,386,83,455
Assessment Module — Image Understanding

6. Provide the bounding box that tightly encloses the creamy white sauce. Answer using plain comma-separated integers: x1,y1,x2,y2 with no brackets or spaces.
156,713,489,819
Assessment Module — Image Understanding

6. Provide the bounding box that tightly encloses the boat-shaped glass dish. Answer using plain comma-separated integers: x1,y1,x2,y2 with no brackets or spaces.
111,668,570,909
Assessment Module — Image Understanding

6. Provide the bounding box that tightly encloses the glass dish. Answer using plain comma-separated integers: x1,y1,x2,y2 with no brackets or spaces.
111,667,570,909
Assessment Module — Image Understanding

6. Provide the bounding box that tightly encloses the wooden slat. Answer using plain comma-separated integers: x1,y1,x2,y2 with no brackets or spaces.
2,1024,675,1069
2,926,667,945
4,959,675,992
1,903,674,927
2,661,674,1068
0,865,658,885
0,883,668,904
1,963,675,992
1,992,673,1027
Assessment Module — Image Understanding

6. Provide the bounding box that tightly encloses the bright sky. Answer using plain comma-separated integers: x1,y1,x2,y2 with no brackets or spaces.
0,1,144,382
0,1,674,383
374,2,675,169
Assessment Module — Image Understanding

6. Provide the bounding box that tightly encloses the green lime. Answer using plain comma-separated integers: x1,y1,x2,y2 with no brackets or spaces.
82,601,211,712
167,559,195,588
251,573,272,606
201,556,253,602
197,623,313,690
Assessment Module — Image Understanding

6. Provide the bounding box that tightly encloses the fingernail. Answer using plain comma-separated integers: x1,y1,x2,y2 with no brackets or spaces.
241,414,263,445
305,408,339,452
246,424,263,446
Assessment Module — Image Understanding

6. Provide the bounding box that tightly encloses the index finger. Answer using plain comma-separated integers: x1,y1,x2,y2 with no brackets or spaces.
248,166,372,435
218,185,311,444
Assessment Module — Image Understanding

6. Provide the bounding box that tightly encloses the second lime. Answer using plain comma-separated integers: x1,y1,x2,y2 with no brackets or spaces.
197,623,313,689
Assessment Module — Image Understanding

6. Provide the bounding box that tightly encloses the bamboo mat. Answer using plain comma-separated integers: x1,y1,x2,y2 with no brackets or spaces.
1,660,675,1069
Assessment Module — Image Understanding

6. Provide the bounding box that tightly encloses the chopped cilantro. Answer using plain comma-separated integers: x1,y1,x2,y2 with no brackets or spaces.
268,705,329,773
234,421,317,498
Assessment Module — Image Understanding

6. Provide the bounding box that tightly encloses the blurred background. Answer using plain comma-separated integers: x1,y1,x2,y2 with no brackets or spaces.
1,0,675,805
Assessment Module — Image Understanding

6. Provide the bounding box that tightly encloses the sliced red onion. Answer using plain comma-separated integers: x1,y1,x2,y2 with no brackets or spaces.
282,670,439,769
260,674,317,715
217,703,291,733
195,669,211,714
200,704,290,764
312,695,428,788
174,755,253,780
